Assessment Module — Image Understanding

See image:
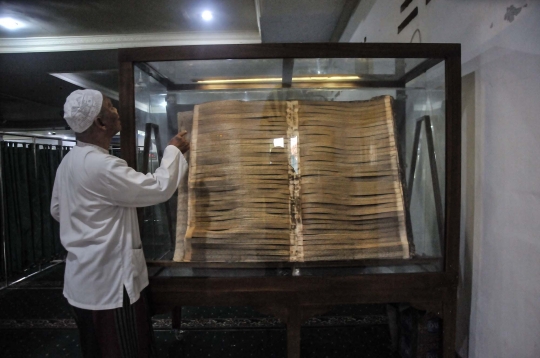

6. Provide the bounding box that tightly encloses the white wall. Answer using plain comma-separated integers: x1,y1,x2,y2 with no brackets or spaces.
344,1,540,357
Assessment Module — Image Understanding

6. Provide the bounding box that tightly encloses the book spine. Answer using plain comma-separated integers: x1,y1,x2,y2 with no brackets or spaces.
287,101,304,262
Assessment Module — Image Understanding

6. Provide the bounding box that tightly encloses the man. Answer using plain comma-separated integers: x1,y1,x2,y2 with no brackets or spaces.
51,89,189,357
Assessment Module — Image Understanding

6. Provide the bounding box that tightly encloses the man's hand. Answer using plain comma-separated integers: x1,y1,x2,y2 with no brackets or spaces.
168,130,190,154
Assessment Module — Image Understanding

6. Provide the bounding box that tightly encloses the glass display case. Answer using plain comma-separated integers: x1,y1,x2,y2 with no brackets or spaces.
119,43,461,358
121,44,459,275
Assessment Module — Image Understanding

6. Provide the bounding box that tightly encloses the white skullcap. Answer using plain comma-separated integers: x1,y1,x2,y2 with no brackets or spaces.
63,89,103,133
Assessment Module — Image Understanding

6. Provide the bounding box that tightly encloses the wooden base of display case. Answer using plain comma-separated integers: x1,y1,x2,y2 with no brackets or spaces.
148,272,457,358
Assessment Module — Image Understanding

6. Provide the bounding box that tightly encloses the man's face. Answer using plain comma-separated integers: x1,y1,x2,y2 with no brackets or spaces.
100,97,121,135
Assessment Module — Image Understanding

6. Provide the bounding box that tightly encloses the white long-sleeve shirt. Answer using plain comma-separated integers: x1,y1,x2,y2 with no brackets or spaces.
50,142,187,310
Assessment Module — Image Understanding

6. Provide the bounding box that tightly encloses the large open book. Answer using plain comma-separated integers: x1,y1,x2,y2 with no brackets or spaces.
174,96,410,262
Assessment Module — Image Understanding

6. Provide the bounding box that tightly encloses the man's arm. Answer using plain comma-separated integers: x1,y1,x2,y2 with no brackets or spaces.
104,131,190,207
168,130,190,153
50,177,60,222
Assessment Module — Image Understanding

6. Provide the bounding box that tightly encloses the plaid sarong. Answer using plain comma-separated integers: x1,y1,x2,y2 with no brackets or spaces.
69,287,157,358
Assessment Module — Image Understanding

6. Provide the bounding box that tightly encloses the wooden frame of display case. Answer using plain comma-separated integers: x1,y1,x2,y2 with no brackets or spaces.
118,43,461,358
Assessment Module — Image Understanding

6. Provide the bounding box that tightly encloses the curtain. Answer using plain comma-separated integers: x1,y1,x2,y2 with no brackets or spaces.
1,142,68,279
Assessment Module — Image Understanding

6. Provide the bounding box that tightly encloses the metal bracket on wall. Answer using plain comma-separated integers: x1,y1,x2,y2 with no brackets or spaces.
0,141,7,288
282,58,294,88
141,123,176,251
408,115,444,250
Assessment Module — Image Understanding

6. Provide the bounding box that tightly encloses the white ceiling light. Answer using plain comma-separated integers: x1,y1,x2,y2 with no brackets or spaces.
201,10,213,21
0,17,23,30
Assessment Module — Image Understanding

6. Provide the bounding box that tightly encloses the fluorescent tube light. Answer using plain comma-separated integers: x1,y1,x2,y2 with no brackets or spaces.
195,75,361,84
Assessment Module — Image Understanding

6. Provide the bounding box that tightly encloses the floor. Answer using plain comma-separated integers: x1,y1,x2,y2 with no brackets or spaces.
0,264,406,357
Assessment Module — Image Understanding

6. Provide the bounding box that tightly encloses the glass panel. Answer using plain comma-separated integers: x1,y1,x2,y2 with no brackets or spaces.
148,59,284,85
148,58,427,84
405,61,445,264
133,57,446,275
291,58,425,80
135,67,174,260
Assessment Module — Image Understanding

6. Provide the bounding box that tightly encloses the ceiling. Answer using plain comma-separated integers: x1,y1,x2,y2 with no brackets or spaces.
0,0,258,38
0,0,361,131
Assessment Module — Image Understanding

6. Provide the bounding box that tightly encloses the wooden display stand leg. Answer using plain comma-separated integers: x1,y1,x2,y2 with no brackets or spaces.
443,292,457,358
287,307,301,358
255,304,302,358
286,305,332,358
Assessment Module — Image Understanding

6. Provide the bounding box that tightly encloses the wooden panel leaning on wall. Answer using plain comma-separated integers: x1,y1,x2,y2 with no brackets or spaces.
174,96,410,262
